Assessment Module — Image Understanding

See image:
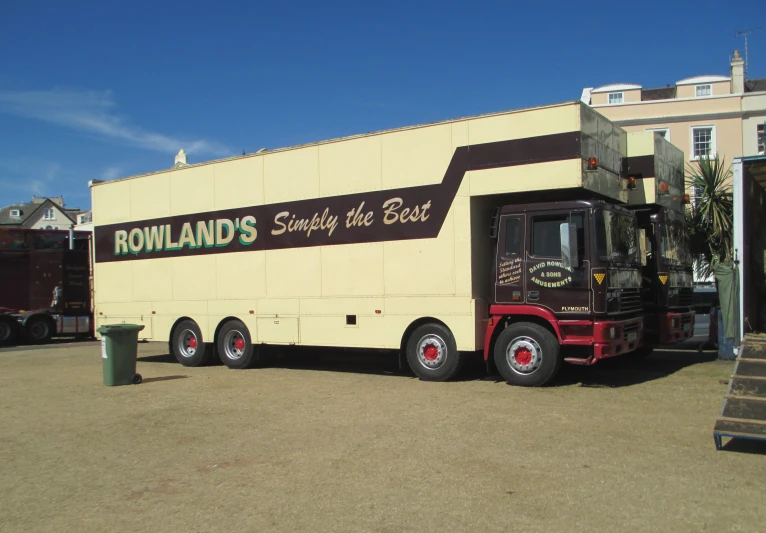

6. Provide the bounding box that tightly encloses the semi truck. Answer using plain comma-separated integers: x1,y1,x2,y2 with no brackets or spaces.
90,101,645,386
0,228,93,346
624,131,695,354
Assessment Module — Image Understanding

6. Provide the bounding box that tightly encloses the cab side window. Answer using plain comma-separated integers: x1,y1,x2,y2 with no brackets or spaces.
505,218,521,255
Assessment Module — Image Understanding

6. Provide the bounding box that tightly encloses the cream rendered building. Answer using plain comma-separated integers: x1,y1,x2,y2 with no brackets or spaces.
581,51,766,184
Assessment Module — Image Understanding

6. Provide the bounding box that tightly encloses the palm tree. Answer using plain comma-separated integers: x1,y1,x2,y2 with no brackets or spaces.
685,155,733,279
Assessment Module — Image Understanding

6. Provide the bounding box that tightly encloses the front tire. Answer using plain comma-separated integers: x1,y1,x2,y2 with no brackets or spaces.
405,323,464,381
171,320,211,367
494,322,561,387
217,319,261,369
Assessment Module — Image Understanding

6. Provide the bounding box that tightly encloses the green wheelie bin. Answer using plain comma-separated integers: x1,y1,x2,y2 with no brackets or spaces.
97,324,145,386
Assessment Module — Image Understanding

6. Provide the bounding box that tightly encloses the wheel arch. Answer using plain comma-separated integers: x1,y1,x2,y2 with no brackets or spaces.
400,316,451,354
484,308,561,361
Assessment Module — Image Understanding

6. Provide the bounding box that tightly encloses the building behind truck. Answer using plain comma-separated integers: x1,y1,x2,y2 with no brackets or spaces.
90,101,645,386
624,131,695,353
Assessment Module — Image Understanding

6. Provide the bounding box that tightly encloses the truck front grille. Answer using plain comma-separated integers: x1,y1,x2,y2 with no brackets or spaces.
678,288,693,307
623,321,639,341
619,288,642,313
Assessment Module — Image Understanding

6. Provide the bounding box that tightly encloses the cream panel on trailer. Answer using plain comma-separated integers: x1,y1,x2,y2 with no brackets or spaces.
265,247,322,298
256,298,300,316
130,173,171,221
263,146,319,203
451,196,473,297
321,242,384,297
172,255,217,301
216,251,267,300
385,296,472,316
299,315,388,348
213,156,265,210
133,257,173,302
383,207,455,296
95,262,133,303
451,121,471,197
319,136,382,197
92,180,131,225
467,103,579,145
170,166,215,216
468,159,582,197
299,297,386,316
381,124,452,189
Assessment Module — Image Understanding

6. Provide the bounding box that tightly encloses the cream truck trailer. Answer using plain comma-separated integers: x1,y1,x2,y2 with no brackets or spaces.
91,101,644,386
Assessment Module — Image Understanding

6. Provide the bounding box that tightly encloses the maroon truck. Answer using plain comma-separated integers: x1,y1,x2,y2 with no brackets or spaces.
484,199,644,385
0,228,93,346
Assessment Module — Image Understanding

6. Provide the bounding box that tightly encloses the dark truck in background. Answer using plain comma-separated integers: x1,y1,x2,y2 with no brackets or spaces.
633,206,694,352
0,228,93,346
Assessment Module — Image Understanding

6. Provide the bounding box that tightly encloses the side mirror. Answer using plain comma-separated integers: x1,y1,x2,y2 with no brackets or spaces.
560,223,579,269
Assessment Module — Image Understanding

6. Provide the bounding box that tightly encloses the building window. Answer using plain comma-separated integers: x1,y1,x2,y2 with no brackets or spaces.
647,127,670,141
691,126,716,160
43,208,56,220
10,209,21,217
758,124,765,155
608,92,624,104
695,84,712,97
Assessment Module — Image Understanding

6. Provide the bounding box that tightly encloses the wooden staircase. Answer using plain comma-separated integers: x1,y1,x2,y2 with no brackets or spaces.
714,335,766,450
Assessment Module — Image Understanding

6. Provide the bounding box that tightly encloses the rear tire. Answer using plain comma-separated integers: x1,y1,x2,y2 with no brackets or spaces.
0,318,17,347
217,319,261,369
171,320,211,367
25,316,54,344
494,322,561,387
405,323,464,381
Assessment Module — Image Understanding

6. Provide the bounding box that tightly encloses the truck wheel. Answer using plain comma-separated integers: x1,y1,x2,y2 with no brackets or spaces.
406,323,464,381
171,320,211,367
217,319,261,370
25,317,54,344
494,322,561,387
0,318,17,347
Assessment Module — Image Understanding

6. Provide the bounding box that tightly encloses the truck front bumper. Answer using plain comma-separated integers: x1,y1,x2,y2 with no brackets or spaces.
658,311,695,345
592,317,643,360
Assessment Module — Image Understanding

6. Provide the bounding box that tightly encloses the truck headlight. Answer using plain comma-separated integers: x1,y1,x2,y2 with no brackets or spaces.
610,327,616,339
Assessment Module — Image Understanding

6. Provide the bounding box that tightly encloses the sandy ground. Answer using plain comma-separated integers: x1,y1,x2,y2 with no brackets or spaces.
1,341,764,533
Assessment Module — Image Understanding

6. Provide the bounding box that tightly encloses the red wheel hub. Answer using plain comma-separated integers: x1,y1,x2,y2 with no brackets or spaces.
423,344,439,361
188,337,197,349
234,338,245,351
515,348,533,366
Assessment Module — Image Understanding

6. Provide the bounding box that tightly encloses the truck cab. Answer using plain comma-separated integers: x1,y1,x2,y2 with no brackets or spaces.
633,205,695,348
485,199,644,386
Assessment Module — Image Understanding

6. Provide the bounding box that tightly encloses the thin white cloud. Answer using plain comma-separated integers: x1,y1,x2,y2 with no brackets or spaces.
0,89,232,157
101,166,122,180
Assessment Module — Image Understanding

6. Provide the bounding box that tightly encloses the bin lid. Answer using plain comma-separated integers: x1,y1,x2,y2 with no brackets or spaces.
96,324,146,334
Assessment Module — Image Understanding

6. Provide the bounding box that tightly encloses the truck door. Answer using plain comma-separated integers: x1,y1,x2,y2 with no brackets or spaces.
524,210,590,315
495,214,526,304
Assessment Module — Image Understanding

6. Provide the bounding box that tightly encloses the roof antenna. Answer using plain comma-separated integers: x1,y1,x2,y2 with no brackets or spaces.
735,27,760,80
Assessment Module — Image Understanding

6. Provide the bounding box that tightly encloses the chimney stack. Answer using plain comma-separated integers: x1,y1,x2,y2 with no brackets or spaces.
174,149,188,168
731,50,745,94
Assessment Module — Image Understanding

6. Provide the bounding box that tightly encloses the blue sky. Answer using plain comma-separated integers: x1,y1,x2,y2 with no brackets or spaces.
1,0,763,211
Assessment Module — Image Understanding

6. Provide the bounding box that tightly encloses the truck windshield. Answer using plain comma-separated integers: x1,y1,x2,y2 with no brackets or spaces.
660,215,691,266
595,210,639,264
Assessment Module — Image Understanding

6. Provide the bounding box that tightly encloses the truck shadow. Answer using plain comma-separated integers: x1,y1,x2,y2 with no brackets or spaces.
554,348,720,388
137,345,720,388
